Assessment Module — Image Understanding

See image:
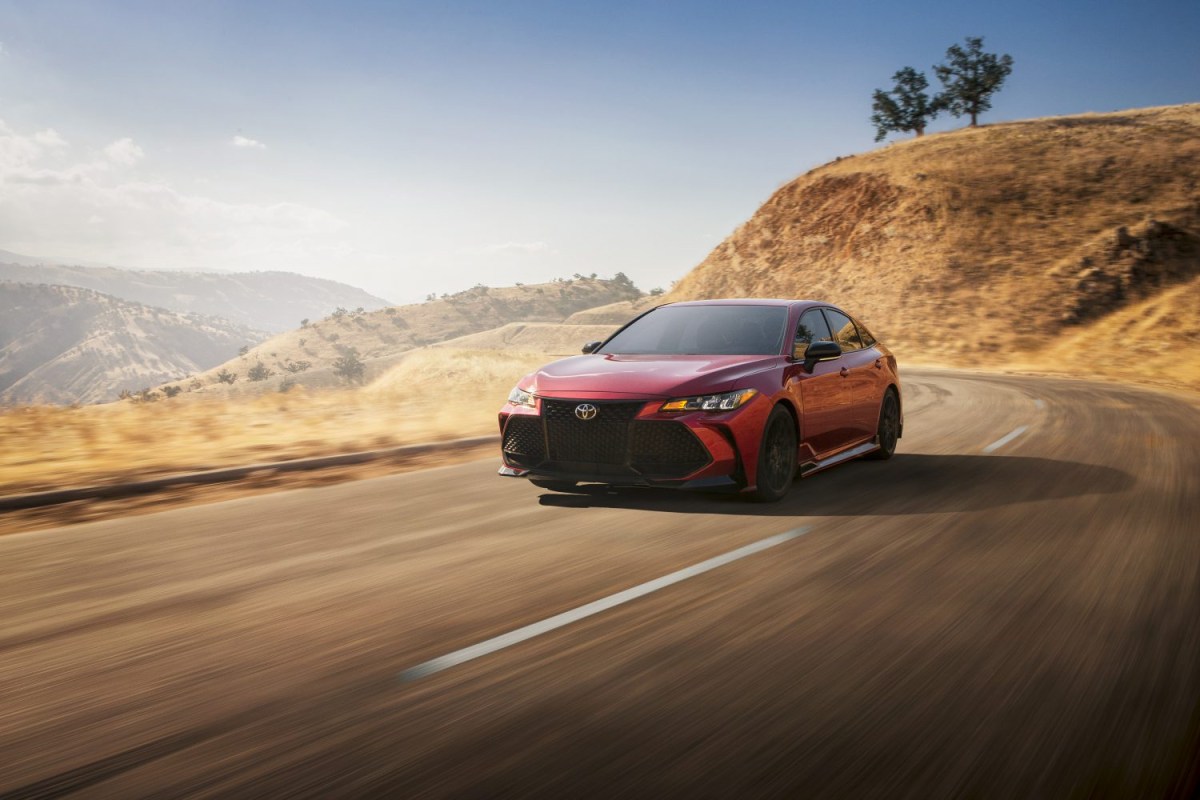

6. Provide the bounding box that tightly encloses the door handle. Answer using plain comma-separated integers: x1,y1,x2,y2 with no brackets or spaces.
839,367,849,377
875,359,883,369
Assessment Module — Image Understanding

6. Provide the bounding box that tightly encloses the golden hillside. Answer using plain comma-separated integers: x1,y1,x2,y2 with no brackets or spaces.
670,104,1200,389
170,275,641,396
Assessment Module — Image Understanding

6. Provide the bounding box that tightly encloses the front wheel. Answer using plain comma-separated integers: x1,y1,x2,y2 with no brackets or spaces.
867,390,900,460
529,479,578,492
748,405,798,503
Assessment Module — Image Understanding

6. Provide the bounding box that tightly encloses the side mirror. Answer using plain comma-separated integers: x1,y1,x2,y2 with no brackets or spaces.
582,341,602,354
801,340,841,372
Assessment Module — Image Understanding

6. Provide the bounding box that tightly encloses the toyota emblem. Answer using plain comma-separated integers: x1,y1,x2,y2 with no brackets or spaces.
574,403,598,421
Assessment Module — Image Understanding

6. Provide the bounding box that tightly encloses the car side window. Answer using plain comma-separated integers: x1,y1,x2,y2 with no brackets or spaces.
822,308,863,352
853,316,878,348
794,308,833,353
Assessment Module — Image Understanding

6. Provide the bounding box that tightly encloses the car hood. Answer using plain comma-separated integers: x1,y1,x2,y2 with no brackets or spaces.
525,354,781,399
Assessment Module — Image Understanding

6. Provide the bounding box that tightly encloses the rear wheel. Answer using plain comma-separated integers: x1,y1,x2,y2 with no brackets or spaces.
529,479,578,492
748,405,797,503
867,390,900,460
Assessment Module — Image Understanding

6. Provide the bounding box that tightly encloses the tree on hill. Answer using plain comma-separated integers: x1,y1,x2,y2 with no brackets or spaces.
933,36,1014,128
332,347,366,384
871,67,939,141
247,362,274,382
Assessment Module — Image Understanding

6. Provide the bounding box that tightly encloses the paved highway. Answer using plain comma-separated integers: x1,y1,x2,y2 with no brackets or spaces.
2,370,1198,798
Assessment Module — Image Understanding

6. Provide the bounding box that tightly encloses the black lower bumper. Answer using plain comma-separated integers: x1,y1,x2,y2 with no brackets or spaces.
498,464,740,491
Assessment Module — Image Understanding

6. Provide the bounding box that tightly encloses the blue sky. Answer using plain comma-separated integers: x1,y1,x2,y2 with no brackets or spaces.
0,0,1196,302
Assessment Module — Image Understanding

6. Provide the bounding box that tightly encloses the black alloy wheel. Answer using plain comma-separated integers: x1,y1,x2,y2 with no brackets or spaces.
868,390,900,460
749,405,798,503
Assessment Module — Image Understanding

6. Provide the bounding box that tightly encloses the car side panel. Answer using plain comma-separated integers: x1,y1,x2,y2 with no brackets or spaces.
841,345,885,441
786,359,848,459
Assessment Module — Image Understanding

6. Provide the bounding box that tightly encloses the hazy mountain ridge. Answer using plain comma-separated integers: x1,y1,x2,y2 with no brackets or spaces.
0,259,392,332
167,276,643,396
668,103,1200,388
0,283,267,404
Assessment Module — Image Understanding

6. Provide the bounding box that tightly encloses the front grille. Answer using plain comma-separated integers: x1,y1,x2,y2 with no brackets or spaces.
502,415,544,467
542,400,642,465
504,399,714,480
630,421,712,477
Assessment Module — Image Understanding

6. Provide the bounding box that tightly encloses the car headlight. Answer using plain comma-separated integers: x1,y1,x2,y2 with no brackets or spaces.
507,386,536,408
660,388,757,413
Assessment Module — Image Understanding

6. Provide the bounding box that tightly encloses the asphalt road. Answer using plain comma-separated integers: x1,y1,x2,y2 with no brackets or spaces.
2,369,1198,798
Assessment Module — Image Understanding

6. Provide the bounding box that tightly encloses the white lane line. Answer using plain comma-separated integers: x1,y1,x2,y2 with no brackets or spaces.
400,527,810,681
983,425,1029,454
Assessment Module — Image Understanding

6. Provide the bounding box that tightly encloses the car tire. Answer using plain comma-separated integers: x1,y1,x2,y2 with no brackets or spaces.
867,389,900,460
529,479,578,492
748,405,797,503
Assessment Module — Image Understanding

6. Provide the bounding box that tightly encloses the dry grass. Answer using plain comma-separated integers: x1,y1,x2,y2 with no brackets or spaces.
0,349,554,495
428,322,619,354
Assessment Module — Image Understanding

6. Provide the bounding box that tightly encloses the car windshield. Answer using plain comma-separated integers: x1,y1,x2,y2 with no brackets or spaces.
598,304,789,356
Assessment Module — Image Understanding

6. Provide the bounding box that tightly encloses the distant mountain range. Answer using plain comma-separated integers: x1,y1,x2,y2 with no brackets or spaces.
0,255,392,332
0,283,267,404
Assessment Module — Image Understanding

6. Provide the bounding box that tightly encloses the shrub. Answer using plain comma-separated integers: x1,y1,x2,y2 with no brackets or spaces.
284,360,312,373
247,362,274,382
216,368,238,384
278,378,297,393
238,345,250,356
332,347,366,384
162,385,182,398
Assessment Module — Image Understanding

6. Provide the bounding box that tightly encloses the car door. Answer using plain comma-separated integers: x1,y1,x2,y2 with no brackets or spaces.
821,307,879,443
786,308,846,459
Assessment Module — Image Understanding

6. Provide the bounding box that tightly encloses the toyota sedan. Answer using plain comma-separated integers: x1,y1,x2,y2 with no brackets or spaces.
498,299,902,502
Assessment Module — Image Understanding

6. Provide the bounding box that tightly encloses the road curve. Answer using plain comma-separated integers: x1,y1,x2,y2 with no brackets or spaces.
1,369,1198,798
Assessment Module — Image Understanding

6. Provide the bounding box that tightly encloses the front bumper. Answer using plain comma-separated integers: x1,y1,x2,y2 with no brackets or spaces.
498,396,761,489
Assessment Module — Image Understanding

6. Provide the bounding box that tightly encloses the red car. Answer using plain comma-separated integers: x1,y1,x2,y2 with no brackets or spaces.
498,299,902,502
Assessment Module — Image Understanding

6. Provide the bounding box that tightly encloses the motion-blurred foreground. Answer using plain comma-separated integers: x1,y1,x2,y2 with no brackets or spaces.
0,348,548,495
2,370,1198,796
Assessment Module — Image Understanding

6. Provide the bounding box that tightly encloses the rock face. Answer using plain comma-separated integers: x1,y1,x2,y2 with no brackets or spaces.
0,284,266,404
668,104,1200,375
1058,221,1200,325
0,262,392,332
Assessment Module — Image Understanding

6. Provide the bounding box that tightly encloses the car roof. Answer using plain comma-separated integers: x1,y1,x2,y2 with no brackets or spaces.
660,298,828,309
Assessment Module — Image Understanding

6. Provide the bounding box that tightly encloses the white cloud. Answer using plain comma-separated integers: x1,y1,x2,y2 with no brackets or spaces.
103,137,144,166
461,240,553,256
231,135,266,150
0,119,350,272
